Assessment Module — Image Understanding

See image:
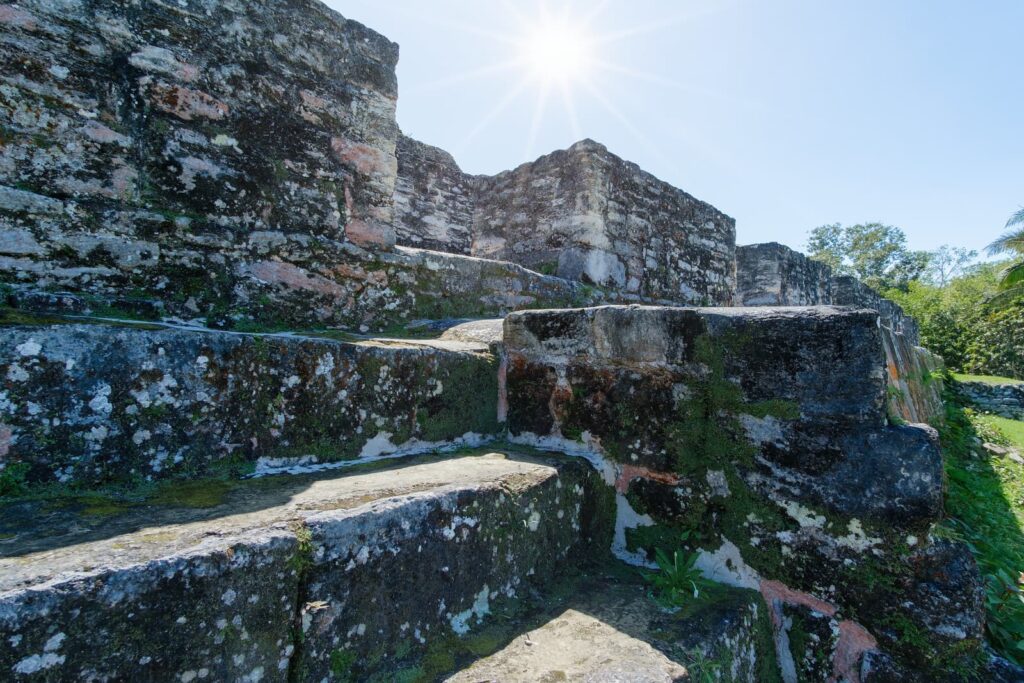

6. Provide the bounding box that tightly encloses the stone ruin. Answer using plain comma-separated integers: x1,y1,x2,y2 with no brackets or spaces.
0,1,1011,681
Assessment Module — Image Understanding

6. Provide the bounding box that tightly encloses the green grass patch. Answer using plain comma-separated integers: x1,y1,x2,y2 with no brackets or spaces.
939,394,1024,666
987,416,1024,449
953,372,1024,386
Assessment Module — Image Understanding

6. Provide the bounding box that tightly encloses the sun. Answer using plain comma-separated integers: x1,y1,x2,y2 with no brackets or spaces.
521,19,593,85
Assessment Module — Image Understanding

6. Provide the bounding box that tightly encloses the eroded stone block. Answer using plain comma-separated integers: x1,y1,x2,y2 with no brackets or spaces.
503,304,979,677
0,321,501,487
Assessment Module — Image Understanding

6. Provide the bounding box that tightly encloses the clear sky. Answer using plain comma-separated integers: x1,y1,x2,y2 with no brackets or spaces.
330,0,1023,256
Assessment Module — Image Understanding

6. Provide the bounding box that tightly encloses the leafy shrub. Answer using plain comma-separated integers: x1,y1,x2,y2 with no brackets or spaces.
0,463,30,498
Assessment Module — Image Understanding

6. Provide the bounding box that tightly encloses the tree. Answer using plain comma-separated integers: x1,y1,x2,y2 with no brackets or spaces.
986,207,1024,307
966,302,1024,380
925,245,977,287
886,263,1002,372
807,222,931,290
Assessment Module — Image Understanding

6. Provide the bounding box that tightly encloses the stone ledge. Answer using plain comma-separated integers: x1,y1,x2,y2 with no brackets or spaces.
0,452,612,682
0,320,501,488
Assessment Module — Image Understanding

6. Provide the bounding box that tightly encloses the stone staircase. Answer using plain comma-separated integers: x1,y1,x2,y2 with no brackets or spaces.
1,310,782,682
0,305,1012,682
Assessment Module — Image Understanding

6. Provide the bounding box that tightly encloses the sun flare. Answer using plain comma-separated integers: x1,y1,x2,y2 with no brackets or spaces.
521,20,593,85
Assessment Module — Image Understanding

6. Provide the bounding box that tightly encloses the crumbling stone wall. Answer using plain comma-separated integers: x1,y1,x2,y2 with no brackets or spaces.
958,380,1024,420
736,243,942,423
735,243,918,342
0,0,610,331
735,242,833,307
394,138,737,305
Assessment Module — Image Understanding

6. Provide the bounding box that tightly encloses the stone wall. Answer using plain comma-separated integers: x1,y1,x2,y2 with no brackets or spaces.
735,242,833,307
394,138,737,306
503,305,982,679
0,321,502,487
0,0,409,324
735,242,942,423
958,380,1024,420
392,134,474,254
735,243,918,343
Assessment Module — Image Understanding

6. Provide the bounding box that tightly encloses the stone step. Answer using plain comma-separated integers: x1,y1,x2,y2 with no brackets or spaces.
0,451,611,682
446,571,775,683
0,316,504,489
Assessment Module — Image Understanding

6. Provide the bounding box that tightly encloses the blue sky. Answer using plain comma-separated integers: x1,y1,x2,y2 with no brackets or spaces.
332,0,1023,256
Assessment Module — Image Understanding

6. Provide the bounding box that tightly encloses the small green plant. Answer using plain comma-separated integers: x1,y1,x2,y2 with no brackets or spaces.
645,537,711,608
329,648,357,681
986,568,1024,657
0,463,31,498
685,648,722,683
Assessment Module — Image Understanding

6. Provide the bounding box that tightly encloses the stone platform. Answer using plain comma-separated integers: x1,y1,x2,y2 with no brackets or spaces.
0,451,610,682
447,575,773,682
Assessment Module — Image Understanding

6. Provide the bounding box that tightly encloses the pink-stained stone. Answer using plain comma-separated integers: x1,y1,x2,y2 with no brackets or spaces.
615,465,680,494
150,83,228,121
0,4,37,31
80,120,130,146
345,218,394,249
247,260,348,299
331,137,396,178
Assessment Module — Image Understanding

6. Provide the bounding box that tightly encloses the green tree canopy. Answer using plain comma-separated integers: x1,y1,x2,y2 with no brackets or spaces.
807,222,931,290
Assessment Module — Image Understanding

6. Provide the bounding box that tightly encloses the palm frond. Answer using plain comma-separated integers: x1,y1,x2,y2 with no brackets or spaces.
1008,207,1024,228
986,283,1024,308
987,227,1024,256
998,260,1024,289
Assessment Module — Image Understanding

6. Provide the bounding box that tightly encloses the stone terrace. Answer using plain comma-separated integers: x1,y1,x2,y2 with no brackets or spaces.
0,0,1012,681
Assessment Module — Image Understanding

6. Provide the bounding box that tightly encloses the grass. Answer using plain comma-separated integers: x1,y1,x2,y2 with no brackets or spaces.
953,372,1024,385
938,392,1024,666
988,415,1024,447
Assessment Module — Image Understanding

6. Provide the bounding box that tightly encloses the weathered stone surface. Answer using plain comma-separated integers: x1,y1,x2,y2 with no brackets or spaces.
394,137,736,305
2,240,605,332
1,529,299,682
0,319,502,487
735,242,834,307
503,305,979,677
439,318,504,346
448,577,775,682
0,0,409,323
735,244,919,342
0,452,612,682
881,320,945,424
393,134,475,254
735,243,943,424
957,379,1024,420
295,454,611,681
